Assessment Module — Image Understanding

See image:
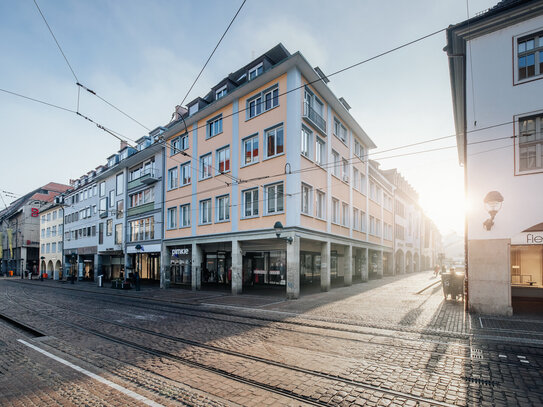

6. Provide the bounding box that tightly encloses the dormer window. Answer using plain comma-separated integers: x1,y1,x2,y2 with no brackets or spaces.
189,104,198,116
216,85,227,100
248,62,263,80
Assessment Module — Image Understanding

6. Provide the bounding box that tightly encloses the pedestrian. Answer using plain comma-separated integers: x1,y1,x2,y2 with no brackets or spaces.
434,265,440,277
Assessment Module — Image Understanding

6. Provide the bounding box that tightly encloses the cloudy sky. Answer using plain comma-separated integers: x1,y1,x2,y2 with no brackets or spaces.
0,0,499,234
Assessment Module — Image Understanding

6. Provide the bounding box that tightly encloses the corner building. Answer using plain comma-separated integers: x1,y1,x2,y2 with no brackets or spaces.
162,44,394,298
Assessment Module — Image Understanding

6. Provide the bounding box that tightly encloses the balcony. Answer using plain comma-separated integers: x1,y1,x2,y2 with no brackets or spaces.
303,103,327,134
127,168,160,190
127,202,155,217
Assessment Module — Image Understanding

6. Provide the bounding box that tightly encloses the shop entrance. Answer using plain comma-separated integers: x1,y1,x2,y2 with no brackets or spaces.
300,251,321,286
243,251,286,286
203,252,231,286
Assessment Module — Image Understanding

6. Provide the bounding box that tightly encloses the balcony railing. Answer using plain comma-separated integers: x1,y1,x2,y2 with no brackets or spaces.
127,168,160,190
303,103,327,134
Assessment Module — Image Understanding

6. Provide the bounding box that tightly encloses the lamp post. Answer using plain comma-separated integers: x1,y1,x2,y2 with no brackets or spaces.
483,191,504,231
135,244,142,291
273,221,293,244
70,253,76,284
40,256,45,281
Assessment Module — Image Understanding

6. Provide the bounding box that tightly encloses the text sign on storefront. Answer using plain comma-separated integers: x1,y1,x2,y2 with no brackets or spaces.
172,248,190,256
512,232,543,245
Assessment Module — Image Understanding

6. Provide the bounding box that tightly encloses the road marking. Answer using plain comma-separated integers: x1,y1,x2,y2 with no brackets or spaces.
18,339,164,407
479,317,484,329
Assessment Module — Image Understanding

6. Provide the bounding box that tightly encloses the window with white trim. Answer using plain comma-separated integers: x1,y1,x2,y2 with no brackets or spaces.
376,219,382,237
207,116,223,138
370,216,375,235
342,159,349,182
167,207,177,229
342,203,349,227
301,127,311,158
216,85,227,100
265,126,284,158
116,173,124,195
334,118,348,143
353,168,359,190
180,162,191,186
167,167,178,190
180,204,190,227
216,147,230,173
332,198,339,224
171,136,180,155
517,32,543,81
243,188,259,217
216,195,230,222
361,211,367,232
265,183,284,214
248,62,263,80
518,114,543,172
243,135,259,165
316,190,325,219
353,209,359,231
354,139,365,161
200,199,212,224
129,188,154,208
200,154,212,179
315,137,325,166
301,184,312,215
332,150,340,177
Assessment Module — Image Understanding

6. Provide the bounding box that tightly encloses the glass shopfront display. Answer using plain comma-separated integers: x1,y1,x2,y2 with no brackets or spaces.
511,245,543,288
300,251,321,285
243,251,286,286
203,252,231,285
170,246,191,285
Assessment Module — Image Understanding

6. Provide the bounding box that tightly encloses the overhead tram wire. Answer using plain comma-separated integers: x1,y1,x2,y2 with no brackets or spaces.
179,0,247,107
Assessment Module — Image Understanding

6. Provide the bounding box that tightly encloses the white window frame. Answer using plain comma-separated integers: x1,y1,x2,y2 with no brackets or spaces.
216,85,227,100
514,30,543,84
216,146,230,174
315,137,325,166
167,167,178,190
342,203,349,227
301,183,312,215
242,134,259,166
200,154,212,180
200,199,212,224
332,199,339,224
180,162,191,186
207,115,223,139
265,125,284,158
180,204,190,228
316,190,325,220
301,127,311,158
248,62,263,80
116,173,124,195
332,150,340,177
167,207,177,230
216,195,230,222
515,112,543,175
265,182,284,215
243,188,259,218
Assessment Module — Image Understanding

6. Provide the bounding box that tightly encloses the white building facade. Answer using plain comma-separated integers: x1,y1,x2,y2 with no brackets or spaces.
39,203,64,279
447,0,543,315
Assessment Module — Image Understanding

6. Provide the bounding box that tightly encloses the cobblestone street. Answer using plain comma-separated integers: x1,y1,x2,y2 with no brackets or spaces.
1,270,542,406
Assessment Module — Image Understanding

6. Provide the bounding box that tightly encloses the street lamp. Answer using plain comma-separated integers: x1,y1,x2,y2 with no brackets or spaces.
134,244,143,291
483,191,504,231
273,221,293,244
40,256,45,281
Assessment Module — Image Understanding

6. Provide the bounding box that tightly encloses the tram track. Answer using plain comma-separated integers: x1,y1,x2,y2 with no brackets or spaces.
7,285,543,406
16,282,543,368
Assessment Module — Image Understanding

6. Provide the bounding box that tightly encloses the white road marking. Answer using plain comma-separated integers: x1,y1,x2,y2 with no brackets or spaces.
479,317,484,329
498,354,507,358
18,339,164,407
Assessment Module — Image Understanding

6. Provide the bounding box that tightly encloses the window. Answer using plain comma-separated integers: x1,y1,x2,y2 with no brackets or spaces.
52,211,57,220
376,219,382,237
93,185,97,196
266,183,284,214
200,154,212,179
370,216,376,235
41,229,45,238
353,168,359,190
180,134,189,151
207,116,223,138
168,167,178,190
370,182,376,201
354,140,365,161
47,213,51,221
315,137,325,166
517,32,543,81
180,162,191,186
99,182,106,197
116,173,124,195
518,115,543,172
216,85,227,100
180,204,190,227
58,242,62,252
376,186,382,204
46,243,50,253
316,190,325,219
334,119,347,143
332,199,339,224
217,147,230,173
301,127,311,158
216,195,230,222
248,62,263,80
41,215,45,224
332,150,340,177
115,223,123,244
247,86,279,119
109,190,115,208
99,198,107,215
303,89,326,132
342,203,349,227
243,188,259,217
51,242,56,253
353,209,359,231
301,184,312,215
52,225,57,237
171,136,181,155
167,207,177,229
106,219,113,236
265,125,284,158
243,135,259,165
116,200,124,219
41,244,44,253
342,159,349,182
46,227,51,238
361,211,367,232
200,199,212,224
129,217,155,242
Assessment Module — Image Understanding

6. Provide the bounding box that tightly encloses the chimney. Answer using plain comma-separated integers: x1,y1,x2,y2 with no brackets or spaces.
172,105,188,122
120,140,128,150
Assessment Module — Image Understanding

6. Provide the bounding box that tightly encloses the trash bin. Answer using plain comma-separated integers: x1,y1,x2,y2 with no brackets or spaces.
98,275,103,287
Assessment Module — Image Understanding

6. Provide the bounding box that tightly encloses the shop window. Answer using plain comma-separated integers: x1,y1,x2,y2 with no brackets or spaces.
511,245,543,287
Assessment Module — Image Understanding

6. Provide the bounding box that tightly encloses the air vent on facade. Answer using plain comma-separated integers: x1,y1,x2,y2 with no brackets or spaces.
314,66,330,83
339,97,351,111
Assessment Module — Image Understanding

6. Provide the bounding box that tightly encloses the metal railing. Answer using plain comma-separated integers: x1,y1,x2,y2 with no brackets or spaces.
303,103,326,133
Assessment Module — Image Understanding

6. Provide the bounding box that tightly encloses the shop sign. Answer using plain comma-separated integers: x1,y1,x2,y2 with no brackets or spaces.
512,232,543,245
172,248,190,256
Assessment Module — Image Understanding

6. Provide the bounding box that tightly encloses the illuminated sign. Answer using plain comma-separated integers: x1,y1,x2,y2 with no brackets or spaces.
31,208,39,217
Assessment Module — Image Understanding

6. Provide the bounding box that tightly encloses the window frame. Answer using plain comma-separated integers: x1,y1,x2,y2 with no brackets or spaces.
200,153,213,180
215,85,227,100
264,182,284,215
167,166,179,190
242,134,259,166
301,183,312,216
301,126,311,159
215,194,230,223
242,188,259,218
515,112,543,175
248,62,263,80
207,115,223,139
315,137,325,166
199,199,212,225
246,84,279,120
264,124,284,159
167,206,178,230
180,162,191,186
315,190,325,220
180,204,191,228
515,30,543,84
216,146,231,174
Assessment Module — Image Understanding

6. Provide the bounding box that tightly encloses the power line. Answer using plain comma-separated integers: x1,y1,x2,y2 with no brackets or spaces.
0,88,75,113
33,0,78,82
179,0,247,107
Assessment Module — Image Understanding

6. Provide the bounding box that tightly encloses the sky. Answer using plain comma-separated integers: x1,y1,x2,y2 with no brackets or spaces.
0,0,500,235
